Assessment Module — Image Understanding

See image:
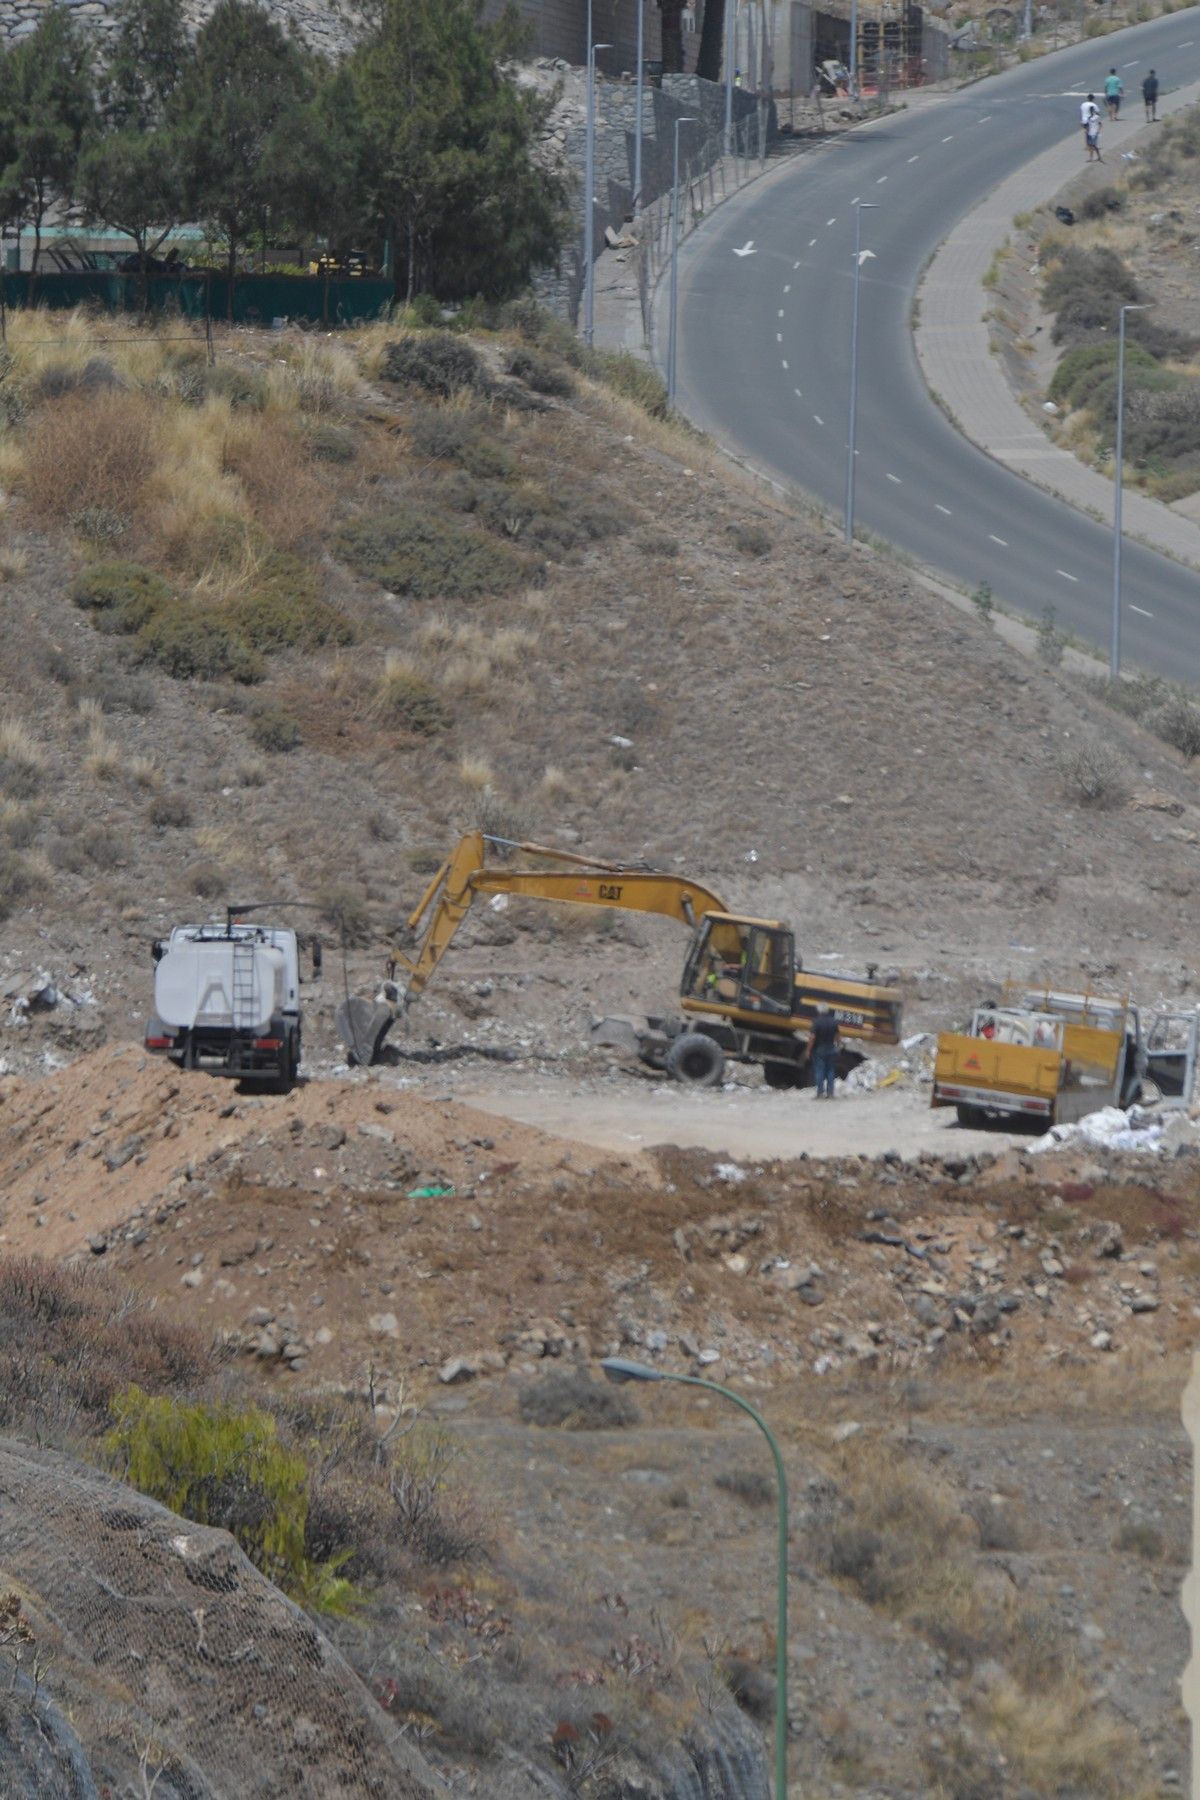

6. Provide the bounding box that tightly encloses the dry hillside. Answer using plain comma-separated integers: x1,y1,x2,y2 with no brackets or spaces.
0,306,1198,1083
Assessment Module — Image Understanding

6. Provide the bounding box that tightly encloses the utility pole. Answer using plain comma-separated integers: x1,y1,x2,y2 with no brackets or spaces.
724,0,735,154
667,116,698,406
634,0,645,211
1112,302,1149,681
845,201,878,545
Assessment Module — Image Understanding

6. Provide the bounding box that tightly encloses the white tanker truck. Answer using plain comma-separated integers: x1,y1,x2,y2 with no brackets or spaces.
144,915,307,1090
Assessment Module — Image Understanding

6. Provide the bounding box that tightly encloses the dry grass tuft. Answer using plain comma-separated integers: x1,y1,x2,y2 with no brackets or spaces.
980,1675,1154,1797
22,390,156,533
457,753,494,791
127,754,163,791
0,544,28,581
83,718,121,782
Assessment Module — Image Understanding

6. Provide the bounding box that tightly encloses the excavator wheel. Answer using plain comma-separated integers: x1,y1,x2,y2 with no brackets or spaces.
665,1032,726,1088
336,997,395,1067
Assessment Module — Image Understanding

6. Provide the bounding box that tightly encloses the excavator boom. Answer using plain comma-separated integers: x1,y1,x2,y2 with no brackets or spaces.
336,832,728,1064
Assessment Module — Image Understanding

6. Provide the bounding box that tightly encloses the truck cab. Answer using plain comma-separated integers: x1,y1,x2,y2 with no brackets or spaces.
145,921,303,1090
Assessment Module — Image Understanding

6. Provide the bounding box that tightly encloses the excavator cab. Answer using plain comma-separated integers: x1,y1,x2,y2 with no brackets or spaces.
682,915,795,1017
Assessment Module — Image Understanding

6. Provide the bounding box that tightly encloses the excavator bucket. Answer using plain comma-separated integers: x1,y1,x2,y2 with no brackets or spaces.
336,996,395,1066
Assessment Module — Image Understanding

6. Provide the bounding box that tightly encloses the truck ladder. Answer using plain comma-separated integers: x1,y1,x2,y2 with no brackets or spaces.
231,935,258,1031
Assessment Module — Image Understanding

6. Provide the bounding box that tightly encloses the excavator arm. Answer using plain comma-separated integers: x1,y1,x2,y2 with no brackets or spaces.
336,831,727,1064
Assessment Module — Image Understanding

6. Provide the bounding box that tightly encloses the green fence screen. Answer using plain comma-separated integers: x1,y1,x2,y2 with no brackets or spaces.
0,270,394,326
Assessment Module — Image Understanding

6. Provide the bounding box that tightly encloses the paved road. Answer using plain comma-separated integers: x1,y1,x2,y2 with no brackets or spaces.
670,15,1200,677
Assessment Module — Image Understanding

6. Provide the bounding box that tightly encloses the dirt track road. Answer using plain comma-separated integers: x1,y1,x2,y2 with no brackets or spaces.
455,1074,1021,1161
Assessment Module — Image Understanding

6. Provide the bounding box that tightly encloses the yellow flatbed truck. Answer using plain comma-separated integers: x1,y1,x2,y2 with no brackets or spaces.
932,986,1197,1129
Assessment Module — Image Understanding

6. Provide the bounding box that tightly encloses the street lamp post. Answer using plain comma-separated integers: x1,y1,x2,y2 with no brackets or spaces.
601,1358,789,1800
724,0,736,155
666,115,698,407
634,0,645,212
844,200,878,546
1111,301,1149,682
849,0,859,96
583,9,614,348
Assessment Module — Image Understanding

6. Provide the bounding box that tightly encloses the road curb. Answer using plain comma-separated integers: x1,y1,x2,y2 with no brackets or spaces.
915,73,1200,573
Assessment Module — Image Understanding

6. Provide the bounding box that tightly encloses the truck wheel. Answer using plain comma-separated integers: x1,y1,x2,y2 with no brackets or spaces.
763,1061,804,1090
665,1033,725,1088
956,1103,983,1127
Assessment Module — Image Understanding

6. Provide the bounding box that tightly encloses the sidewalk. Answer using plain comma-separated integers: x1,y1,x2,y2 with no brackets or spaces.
915,76,1200,572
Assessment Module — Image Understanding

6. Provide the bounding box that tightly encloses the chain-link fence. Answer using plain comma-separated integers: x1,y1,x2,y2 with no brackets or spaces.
0,1435,444,1798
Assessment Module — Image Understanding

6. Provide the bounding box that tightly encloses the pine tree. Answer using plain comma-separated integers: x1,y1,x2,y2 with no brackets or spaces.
79,0,189,300
0,7,94,275
173,0,313,311
351,0,566,302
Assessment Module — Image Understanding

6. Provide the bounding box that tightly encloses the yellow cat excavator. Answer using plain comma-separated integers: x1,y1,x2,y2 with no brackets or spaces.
336,831,902,1088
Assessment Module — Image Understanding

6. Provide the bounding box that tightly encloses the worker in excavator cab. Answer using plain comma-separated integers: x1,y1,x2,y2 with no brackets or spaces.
703,934,746,1002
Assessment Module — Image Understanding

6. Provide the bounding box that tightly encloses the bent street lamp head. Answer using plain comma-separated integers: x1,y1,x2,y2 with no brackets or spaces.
600,1357,663,1384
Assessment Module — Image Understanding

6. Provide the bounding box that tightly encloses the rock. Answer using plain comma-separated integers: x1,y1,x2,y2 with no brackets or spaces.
1090,1329,1113,1351
88,1234,107,1255
1095,1221,1123,1259
253,1331,280,1359
438,1356,476,1384
180,1270,203,1289
369,1312,400,1337
1128,1293,1160,1313
356,1122,395,1143
246,1306,274,1327
104,1133,145,1172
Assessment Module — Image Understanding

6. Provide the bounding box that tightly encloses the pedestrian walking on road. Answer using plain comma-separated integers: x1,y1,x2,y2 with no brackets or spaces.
1080,94,1103,161
1104,68,1123,119
810,1003,840,1099
1143,68,1159,121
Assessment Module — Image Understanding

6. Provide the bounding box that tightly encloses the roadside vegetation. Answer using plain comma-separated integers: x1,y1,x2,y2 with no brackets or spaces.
1035,105,1200,501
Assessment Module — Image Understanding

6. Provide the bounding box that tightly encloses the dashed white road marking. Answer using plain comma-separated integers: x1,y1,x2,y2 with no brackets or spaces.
886,472,902,484
793,387,803,398
907,154,919,162
813,414,825,425
782,358,789,369
942,134,954,142
1056,569,1079,582
1130,604,1154,617
793,259,802,269
826,216,837,226
778,308,785,317
776,332,783,342
989,533,1008,546
783,283,791,293
978,114,992,123
1180,40,1195,48
1123,59,1140,67
935,503,952,515
876,174,888,183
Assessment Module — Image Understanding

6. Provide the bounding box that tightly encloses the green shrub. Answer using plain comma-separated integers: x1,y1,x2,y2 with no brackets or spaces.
70,504,128,545
148,793,192,828
248,704,301,752
460,478,625,557
337,506,533,598
232,554,355,652
0,849,39,920
307,422,357,464
1077,185,1124,221
187,859,227,897
637,529,679,557
1035,605,1065,667
1152,693,1200,760
135,606,264,683
727,521,772,558
517,1371,639,1430
1114,1518,1164,1560
1124,376,1200,467
70,561,173,635
382,332,487,398
971,580,994,622
205,362,269,410
105,1387,357,1614
586,347,669,418
505,345,574,397
373,661,451,735
318,885,372,945
409,410,515,480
